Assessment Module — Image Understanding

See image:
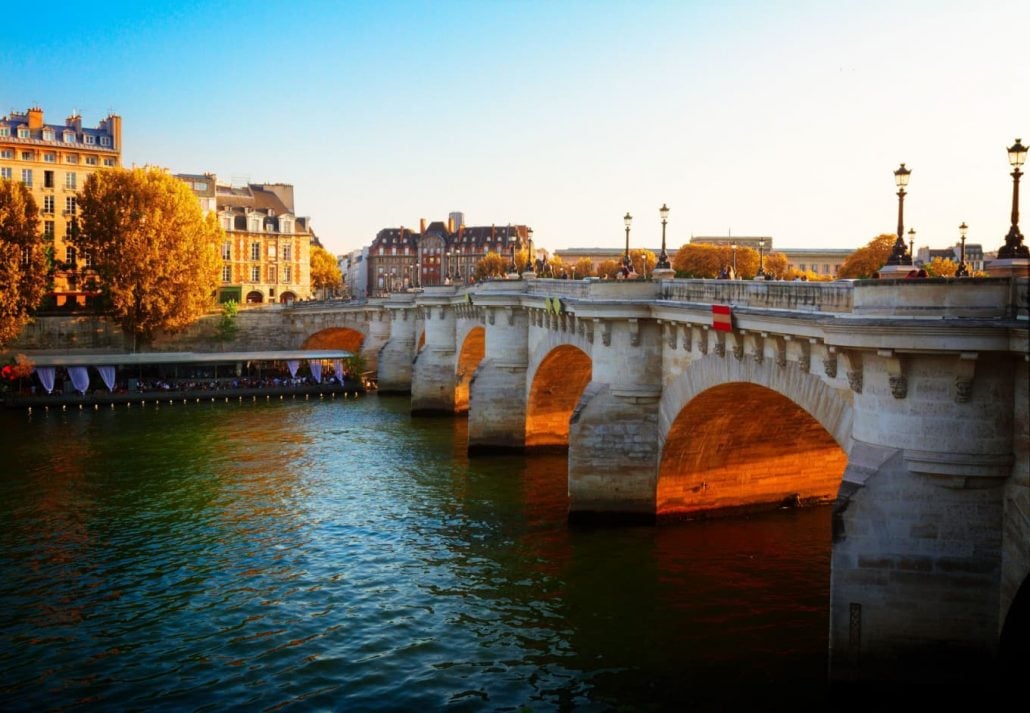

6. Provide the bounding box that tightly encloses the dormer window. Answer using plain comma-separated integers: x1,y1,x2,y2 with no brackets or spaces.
63,131,76,143
100,136,111,147
17,127,29,139
248,215,261,232
84,134,95,145
42,129,55,141
0,127,9,137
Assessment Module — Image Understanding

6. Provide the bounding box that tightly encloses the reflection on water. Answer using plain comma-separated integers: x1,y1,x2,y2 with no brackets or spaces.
0,396,831,711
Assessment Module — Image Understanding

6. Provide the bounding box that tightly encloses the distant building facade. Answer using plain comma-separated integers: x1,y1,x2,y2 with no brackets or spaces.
779,248,853,277
339,247,368,300
0,106,122,306
367,215,530,296
178,174,313,304
916,244,984,273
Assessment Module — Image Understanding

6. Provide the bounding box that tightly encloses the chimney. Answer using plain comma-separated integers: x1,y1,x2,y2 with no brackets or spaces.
420,218,426,234
27,106,44,130
447,216,454,233
66,113,82,132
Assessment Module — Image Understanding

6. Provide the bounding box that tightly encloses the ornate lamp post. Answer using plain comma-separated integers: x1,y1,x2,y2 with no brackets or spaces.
957,221,969,276
731,242,737,276
623,212,633,271
526,228,534,273
509,233,517,274
657,204,670,269
886,163,913,265
908,228,917,265
998,138,1029,259
757,238,766,278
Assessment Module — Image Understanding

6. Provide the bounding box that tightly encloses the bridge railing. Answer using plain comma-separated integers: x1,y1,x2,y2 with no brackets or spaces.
660,279,855,313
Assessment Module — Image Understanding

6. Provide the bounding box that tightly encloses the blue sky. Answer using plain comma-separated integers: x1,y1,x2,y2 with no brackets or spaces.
3,0,1028,255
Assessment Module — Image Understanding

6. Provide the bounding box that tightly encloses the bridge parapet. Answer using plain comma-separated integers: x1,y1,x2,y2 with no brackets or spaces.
662,279,854,313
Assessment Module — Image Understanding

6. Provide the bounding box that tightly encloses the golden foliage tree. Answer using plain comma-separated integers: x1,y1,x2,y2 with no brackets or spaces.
597,259,621,279
573,257,595,278
0,180,48,346
74,167,221,350
629,248,657,277
671,244,725,278
762,252,790,280
475,251,507,280
924,256,958,277
838,234,898,278
311,245,342,297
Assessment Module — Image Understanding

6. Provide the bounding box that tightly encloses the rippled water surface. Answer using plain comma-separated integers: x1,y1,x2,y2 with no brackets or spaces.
0,396,832,710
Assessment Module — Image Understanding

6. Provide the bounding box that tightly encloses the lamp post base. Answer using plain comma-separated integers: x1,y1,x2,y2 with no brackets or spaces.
878,264,918,278
652,268,676,280
983,258,1030,277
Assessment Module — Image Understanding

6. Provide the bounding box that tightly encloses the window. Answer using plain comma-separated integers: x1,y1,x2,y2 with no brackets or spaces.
250,266,260,282
65,172,77,189
63,131,76,143
43,221,54,238
222,265,232,282
221,241,232,260
42,129,54,141
43,196,55,213
44,171,54,188
65,196,76,215
284,265,292,282
21,169,32,186
21,151,33,160
65,246,76,265
248,216,261,232
84,156,97,166
66,154,79,164
823,264,830,274
84,134,95,145
282,244,291,260
267,244,276,259
267,265,276,282
103,158,115,166
250,243,261,261
280,218,292,234
17,127,29,138
0,168,10,180
0,149,12,159
799,263,806,272
43,152,56,163
21,246,30,265
0,127,9,137
100,136,111,147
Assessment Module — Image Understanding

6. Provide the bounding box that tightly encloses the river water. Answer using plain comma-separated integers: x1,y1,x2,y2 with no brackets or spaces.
0,395,833,711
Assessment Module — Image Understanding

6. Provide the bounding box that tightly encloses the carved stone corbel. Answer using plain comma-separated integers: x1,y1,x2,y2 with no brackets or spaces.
437,306,447,321
714,330,726,357
601,320,612,347
587,319,595,344
664,321,677,350
954,352,977,403
823,347,838,378
799,339,812,373
839,350,863,394
698,327,709,355
879,349,907,399
505,306,515,327
629,319,641,347
750,332,766,364
774,336,787,368
682,324,692,352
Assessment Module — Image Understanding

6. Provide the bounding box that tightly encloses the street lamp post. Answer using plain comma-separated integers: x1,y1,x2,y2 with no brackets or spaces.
509,234,517,274
731,242,737,276
886,163,913,265
908,228,917,265
998,138,1029,259
526,228,534,273
757,238,766,278
657,204,670,269
957,222,969,276
623,212,633,271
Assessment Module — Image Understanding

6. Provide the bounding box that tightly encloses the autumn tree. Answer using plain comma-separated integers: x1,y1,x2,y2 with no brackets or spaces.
838,234,898,278
597,259,621,279
671,244,724,278
74,167,221,350
573,257,595,278
762,252,790,280
629,248,657,277
0,180,49,347
311,245,343,298
924,256,958,277
475,251,507,280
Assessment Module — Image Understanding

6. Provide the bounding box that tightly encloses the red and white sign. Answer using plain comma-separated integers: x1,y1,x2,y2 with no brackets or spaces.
712,304,732,332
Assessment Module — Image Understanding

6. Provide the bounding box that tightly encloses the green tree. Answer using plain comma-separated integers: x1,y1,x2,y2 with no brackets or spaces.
0,179,48,347
311,245,342,298
216,299,240,342
74,167,222,350
838,234,898,278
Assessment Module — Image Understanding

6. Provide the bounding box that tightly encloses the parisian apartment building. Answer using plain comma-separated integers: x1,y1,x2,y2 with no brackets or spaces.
0,106,121,306
179,174,313,304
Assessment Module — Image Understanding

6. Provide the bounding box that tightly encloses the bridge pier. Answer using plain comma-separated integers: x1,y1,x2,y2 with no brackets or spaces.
468,303,530,451
567,315,663,521
411,288,458,414
378,297,417,393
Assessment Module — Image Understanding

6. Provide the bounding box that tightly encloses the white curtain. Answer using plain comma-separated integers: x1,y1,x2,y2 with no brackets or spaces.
35,367,56,394
333,359,344,383
68,366,91,395
309,360,322,383
96,366,116,392
286,360,300,378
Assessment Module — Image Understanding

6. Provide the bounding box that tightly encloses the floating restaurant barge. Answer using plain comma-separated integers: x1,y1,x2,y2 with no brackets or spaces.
1,350,367,410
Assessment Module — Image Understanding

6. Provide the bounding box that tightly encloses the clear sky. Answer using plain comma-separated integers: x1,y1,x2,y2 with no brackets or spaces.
3,0,1027,256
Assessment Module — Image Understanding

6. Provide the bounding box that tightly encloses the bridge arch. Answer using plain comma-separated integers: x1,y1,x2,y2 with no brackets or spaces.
526,344,592,448
454,326,485,413
302,327,365,353
657,355,853,518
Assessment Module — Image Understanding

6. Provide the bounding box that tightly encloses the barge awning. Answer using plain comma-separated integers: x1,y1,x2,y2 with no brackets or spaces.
11,350,354,367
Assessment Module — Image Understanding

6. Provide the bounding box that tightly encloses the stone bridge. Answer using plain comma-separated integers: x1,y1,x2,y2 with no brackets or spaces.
370,276,1029,685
